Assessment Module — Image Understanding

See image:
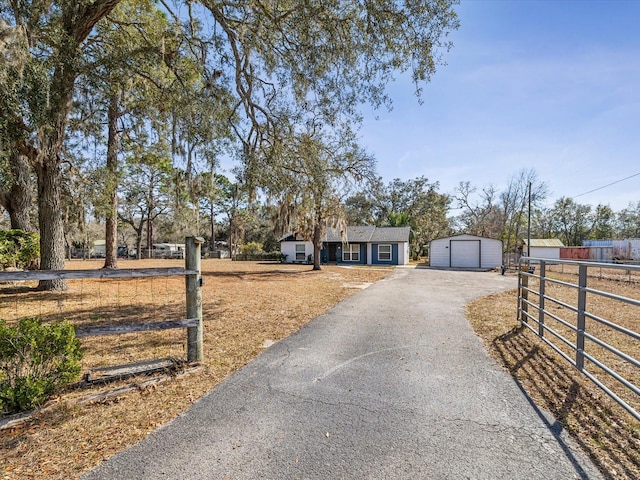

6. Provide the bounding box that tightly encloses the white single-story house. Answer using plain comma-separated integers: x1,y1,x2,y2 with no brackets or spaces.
280,236,314,264
429,234,502,269
280,226,411,265
522,239,564,262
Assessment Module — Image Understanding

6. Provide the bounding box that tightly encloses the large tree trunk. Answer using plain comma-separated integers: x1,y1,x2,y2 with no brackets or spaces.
32,56,75,290
7,0,122,289
0,153,34,231
312,222,322,271
146,210,153,259
104,195,118,266
35,154,66,290
103,95,120,269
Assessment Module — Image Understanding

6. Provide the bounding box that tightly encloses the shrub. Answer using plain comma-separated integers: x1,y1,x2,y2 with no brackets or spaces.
0,229,40,269
239,242,264,256
0,317,83,414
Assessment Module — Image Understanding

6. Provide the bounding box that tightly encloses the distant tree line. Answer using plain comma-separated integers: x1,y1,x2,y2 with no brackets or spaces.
344,176,451,259
451,169,640,251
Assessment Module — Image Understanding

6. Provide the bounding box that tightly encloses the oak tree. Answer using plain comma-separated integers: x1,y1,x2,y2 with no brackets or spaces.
1,1,121,289
265,126,375,270
2,0,459,287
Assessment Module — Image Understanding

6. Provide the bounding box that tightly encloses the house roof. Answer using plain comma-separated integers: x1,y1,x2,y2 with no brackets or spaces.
523,238,564,247
324,226,410,243
369,226,411,242
324,226,374,242
281,226,410,243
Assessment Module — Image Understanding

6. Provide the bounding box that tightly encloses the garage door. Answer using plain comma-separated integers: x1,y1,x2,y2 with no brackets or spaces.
450,240,480,268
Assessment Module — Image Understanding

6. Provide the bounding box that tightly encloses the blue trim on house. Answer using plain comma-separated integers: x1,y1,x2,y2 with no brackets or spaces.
371,243,398,265
328,243,365,265
342,243,365,264
312,241,406,265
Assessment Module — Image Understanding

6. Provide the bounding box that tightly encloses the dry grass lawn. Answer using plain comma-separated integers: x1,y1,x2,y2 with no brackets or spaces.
467,270,640,480
2,261,639,479
0,259,391,479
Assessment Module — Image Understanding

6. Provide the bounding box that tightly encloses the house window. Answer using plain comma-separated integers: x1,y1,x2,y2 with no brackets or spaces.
378,244,392,261
343,244,360,262
295,244,306,261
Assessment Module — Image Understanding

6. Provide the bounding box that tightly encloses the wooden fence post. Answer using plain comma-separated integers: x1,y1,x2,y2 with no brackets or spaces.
186,236,204,363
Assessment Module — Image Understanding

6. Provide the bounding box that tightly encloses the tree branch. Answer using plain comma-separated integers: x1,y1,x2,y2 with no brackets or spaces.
70,1,122,44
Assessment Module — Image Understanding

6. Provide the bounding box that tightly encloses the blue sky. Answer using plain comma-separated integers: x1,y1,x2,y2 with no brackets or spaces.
359,0,640,212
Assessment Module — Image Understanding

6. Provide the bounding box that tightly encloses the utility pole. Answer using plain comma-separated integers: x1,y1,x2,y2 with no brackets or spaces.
527,181,532,258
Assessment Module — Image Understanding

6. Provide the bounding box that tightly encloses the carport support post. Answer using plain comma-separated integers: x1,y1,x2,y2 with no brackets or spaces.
186,236,204,363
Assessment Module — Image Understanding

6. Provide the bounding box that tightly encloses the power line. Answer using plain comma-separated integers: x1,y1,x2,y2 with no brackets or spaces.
572,171,640,199
536,170,640,209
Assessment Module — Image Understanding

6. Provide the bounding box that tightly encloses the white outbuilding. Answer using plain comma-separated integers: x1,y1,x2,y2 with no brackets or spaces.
429,234,503,269
522,238,564,263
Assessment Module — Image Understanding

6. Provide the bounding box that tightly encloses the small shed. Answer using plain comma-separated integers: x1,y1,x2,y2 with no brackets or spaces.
523,239,564,262
92,240,106,258
429,234,502,269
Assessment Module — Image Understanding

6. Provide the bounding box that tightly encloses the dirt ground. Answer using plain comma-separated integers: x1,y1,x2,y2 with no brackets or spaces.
467,271,640,480
0,259,391,479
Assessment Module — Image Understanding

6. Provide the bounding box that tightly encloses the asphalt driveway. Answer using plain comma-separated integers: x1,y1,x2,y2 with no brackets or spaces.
82,267,603,479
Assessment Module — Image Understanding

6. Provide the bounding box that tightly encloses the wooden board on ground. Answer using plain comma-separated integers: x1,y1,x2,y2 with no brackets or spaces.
85,357,180,384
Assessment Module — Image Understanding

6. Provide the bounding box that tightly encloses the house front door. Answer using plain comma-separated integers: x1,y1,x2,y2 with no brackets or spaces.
328,244,337,262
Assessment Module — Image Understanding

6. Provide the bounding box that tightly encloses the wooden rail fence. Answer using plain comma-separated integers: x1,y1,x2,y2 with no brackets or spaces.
0,236,205,367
